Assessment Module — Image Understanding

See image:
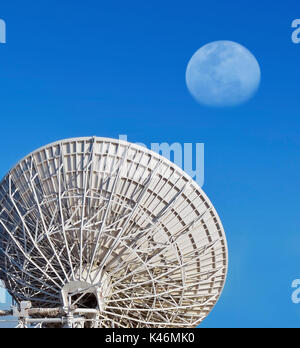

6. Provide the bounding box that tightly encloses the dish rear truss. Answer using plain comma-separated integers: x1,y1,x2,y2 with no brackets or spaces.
0,137,228,328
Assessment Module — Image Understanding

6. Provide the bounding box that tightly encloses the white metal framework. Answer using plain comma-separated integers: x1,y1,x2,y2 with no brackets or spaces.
0,137,228,328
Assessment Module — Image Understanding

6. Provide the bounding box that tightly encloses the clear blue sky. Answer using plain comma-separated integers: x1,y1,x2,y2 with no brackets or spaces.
0,0,300,328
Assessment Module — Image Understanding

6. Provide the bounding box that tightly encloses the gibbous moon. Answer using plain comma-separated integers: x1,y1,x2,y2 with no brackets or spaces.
186,41,261,107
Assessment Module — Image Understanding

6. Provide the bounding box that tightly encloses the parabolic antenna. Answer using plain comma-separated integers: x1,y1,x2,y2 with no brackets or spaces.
0,137,228,328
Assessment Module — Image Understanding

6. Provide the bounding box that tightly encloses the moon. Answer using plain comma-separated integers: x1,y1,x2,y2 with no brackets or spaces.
186,41,261,107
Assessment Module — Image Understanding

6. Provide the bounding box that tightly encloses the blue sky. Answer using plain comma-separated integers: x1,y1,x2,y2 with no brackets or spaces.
0,0,300,327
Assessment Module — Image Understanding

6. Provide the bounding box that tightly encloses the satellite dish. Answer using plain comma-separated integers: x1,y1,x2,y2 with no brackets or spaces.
0,137,228,328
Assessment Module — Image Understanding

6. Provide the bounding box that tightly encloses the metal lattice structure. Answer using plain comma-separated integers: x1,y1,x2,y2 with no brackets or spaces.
0,137,228,328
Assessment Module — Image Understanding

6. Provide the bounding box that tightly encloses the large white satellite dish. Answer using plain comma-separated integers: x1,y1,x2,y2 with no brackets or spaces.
0,137,228,327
